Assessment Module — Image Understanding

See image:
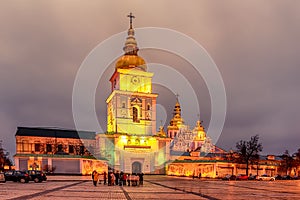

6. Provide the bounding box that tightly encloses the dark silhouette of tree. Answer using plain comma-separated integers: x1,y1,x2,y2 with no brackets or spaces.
281,150,296,175
0,140,13,171
293,148,300,176
293,148,300,163
235,135,263,176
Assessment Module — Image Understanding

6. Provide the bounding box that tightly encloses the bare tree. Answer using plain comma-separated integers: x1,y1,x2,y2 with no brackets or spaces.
235,135,263,176
293,148,300,176
293,148,300,163
281,150,296,175
0,141,12,171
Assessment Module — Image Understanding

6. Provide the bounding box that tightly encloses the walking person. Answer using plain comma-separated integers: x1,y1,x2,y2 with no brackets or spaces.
115,171,119,186
122,173,127,186
92,170,95,182
108,172,112,186
138,172,144,185
127,174,131,186
133,173,139,186
92,170,99,187
119,171,124,186
103,171,107,185
111,172,115,186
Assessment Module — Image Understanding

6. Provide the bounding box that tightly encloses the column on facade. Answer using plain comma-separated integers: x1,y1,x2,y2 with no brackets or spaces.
142,98,145,119
262,166,266,175
213,163,217,178
14,158,19,170
47,158,52,167
234,164,237,175
80,159,83,174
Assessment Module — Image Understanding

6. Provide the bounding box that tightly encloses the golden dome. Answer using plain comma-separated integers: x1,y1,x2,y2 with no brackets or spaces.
115,54,147,71
116,14,147,71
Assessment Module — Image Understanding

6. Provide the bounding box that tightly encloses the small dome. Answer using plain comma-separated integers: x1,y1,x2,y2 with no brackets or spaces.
115,54,147,71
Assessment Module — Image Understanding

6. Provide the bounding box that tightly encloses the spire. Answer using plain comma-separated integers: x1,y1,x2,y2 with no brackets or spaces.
175,93,179,102
195,120,204,131
194,119,206,141
168,96,184,127
115,12,147,71
127,12,135,29
174,94,181,117
123,12,138,55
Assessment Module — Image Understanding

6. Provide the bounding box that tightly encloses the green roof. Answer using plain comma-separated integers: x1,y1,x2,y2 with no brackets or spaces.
16,127,96,140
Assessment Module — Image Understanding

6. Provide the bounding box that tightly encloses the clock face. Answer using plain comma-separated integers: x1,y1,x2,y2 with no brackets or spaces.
131,76,140,85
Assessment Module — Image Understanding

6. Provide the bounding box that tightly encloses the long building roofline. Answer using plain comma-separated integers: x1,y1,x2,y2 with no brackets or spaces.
16,127,96,140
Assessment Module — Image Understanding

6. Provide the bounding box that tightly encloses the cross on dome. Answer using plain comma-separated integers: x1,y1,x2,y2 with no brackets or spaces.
127,12,135,29
175,93,180,101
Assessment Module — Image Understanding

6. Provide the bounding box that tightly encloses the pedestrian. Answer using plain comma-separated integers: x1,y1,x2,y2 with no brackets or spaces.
138,172,144,185
134,173,139,186
92,170,99,187
127,174,131,186
108,172,112,186
115,171,119,186
132,173,138,186
119,171,124,186
111,172,115,186
103,171,107,185
122,173,127,186
92,170,95,180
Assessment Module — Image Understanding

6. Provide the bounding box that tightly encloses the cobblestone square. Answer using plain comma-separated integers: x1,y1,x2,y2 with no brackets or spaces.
1,175,300,200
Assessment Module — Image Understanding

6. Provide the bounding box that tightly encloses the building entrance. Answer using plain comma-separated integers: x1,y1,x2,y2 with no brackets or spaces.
132,161,142,174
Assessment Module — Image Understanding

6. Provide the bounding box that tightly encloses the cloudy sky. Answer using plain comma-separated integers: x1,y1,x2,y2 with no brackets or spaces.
1,0,300,158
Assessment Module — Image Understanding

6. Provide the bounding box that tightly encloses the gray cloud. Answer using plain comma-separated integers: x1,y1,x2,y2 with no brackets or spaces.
1,0,300,158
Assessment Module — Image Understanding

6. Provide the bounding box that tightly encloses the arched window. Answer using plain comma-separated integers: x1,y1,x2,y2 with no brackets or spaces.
147,104,151,111
133,107,139,122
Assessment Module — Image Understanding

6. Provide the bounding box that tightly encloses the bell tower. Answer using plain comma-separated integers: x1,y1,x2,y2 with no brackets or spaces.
106,13,158,136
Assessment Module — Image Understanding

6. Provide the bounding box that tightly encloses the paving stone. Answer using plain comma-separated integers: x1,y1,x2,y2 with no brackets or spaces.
1,175,300,200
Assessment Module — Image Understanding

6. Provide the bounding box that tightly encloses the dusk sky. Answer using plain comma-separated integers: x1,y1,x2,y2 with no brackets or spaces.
1,0,300,159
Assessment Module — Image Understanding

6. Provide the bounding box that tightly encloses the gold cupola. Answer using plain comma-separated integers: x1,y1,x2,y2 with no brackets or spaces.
168,99,185,130
194,120,206,141
115,13,147,71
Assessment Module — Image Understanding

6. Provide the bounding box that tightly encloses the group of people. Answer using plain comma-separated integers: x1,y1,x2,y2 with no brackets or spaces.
92,170,144,187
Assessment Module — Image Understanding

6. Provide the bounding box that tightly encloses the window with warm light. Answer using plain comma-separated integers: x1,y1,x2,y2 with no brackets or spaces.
34,143,40,152
46,144,52,153
69,145,74,154
133,107,139,122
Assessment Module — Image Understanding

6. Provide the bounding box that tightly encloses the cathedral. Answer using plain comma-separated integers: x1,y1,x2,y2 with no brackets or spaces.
14,13,220,175
14,14,285,177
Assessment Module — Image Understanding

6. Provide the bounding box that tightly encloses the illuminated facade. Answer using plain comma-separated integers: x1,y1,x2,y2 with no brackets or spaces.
167,100,215,154
167,154,283,178
12,13,291,177
96,13,170,174
14,127,107,175
106,13,157,136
